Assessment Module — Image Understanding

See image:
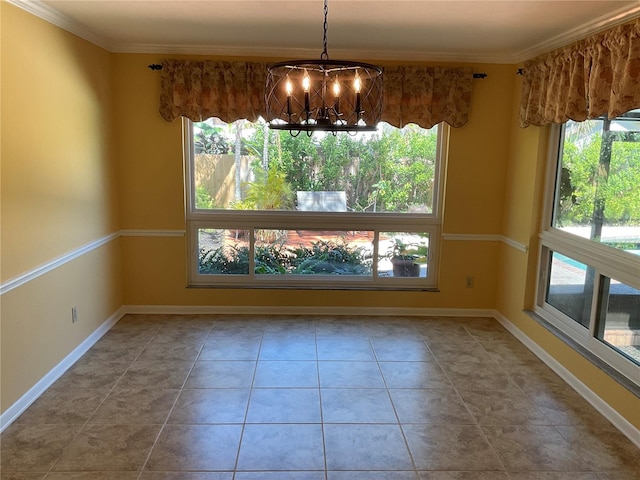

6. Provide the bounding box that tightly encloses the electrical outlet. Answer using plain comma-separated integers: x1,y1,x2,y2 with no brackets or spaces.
71,306,78,323
465,276,474,288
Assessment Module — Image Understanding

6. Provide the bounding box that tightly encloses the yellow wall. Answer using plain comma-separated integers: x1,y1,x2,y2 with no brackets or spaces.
1,4,123,412
1,3,637,431
114,55,512,309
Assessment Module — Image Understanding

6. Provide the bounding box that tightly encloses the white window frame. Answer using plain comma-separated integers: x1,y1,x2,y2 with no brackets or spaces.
183,118,448,290
535,124,640,386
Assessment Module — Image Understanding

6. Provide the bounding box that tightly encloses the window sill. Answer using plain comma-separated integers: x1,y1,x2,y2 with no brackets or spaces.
186,284,440,292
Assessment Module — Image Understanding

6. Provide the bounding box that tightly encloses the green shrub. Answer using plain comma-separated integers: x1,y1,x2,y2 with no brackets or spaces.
198,239,371,276
195,185,215,209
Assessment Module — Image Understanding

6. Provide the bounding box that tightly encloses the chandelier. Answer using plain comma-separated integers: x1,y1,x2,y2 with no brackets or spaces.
265,0,383,134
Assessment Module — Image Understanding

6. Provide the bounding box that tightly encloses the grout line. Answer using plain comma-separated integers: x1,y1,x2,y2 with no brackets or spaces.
231,323,264,477
371,332,422,477
46,324,159,477
313,327,330,480
136,321,210,478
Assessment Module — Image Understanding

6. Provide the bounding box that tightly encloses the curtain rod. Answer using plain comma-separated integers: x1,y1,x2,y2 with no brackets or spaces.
147,64,488,78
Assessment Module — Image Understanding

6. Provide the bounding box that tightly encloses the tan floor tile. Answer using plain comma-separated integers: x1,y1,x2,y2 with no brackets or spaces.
88,388,180,424
16,389,108,425
481,425,587,471
136,339,204,362
115,361,194,389
186,360,257,388
324,424,413,470
419,472,510,480
329,473,418,480
0,424,81,472
169,388,251,424
403,424,504,471
52,424,161,471
44,473,139,479
238,473,325,480
139,474,233,480
390,388,475,424
145,424,242,471
0,473,47,480
596,473,640,480
440,360,513,390
51,360,130,390
457,388,550,425
379,361,452,389
508,473,600,480
523,385,613,427
505,363,571,392
555,425,640,471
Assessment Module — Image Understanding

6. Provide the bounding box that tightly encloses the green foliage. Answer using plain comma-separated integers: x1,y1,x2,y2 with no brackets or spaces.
195,185,215,209
199,245,249,274
289,240,372,275
198,240,371,276
194,122,229,154
386,236,429,263
243,163,294,210
559,125,640,227
243,120,438,213
253,244,288,274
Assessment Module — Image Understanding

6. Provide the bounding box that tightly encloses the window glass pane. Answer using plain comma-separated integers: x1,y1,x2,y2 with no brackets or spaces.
546,251,592,328
555,111,640,252
198,228,251,275
193,118,438,214
254,230,373,276
597,277,640,365
378,232,429,278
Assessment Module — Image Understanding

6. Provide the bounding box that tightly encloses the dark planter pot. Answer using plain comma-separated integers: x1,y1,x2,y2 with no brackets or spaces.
391,258,421,277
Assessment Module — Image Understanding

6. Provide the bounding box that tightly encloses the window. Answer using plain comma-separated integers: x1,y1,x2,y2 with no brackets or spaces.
536,111,640,385
184,118,447,289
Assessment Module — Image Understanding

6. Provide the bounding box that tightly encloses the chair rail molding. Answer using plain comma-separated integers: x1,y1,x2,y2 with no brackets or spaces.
442,233,528,253
0,230,186,295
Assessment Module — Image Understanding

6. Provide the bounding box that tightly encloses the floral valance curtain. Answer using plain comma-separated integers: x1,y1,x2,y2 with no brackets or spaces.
383,66,474,129
520,18,640,128
159,59,268,123
159,60,474,129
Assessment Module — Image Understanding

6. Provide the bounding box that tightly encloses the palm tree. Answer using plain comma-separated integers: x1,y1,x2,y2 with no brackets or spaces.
234,120,245,201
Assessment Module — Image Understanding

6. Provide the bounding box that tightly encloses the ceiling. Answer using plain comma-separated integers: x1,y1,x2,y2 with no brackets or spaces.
11,0,640,63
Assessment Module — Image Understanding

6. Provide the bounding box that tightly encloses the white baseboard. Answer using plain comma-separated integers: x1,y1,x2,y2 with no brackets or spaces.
494,310,640,449
123,305,495,317
0,306,126,433
123,304,496,318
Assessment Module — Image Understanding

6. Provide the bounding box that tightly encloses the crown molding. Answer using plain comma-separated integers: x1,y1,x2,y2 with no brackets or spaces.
513,3,640,63
7,0,113,51
8,0,640,65
111,43,516,65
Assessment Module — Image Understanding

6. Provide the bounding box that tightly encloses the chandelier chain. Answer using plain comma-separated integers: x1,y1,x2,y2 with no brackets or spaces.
321,0,329,60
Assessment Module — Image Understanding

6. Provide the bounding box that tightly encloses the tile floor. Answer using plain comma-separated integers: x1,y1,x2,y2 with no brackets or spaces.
2,314,639,480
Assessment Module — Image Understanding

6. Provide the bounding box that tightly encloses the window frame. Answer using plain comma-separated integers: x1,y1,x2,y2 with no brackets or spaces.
183,118,448,290
535,123,640,386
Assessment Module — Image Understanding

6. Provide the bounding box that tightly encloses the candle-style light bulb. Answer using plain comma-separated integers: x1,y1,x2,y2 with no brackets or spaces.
353,70,361,94
302,69,311,116
333,76,341,116
333,77,341,97
302,70,311,92
285,75,293,96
